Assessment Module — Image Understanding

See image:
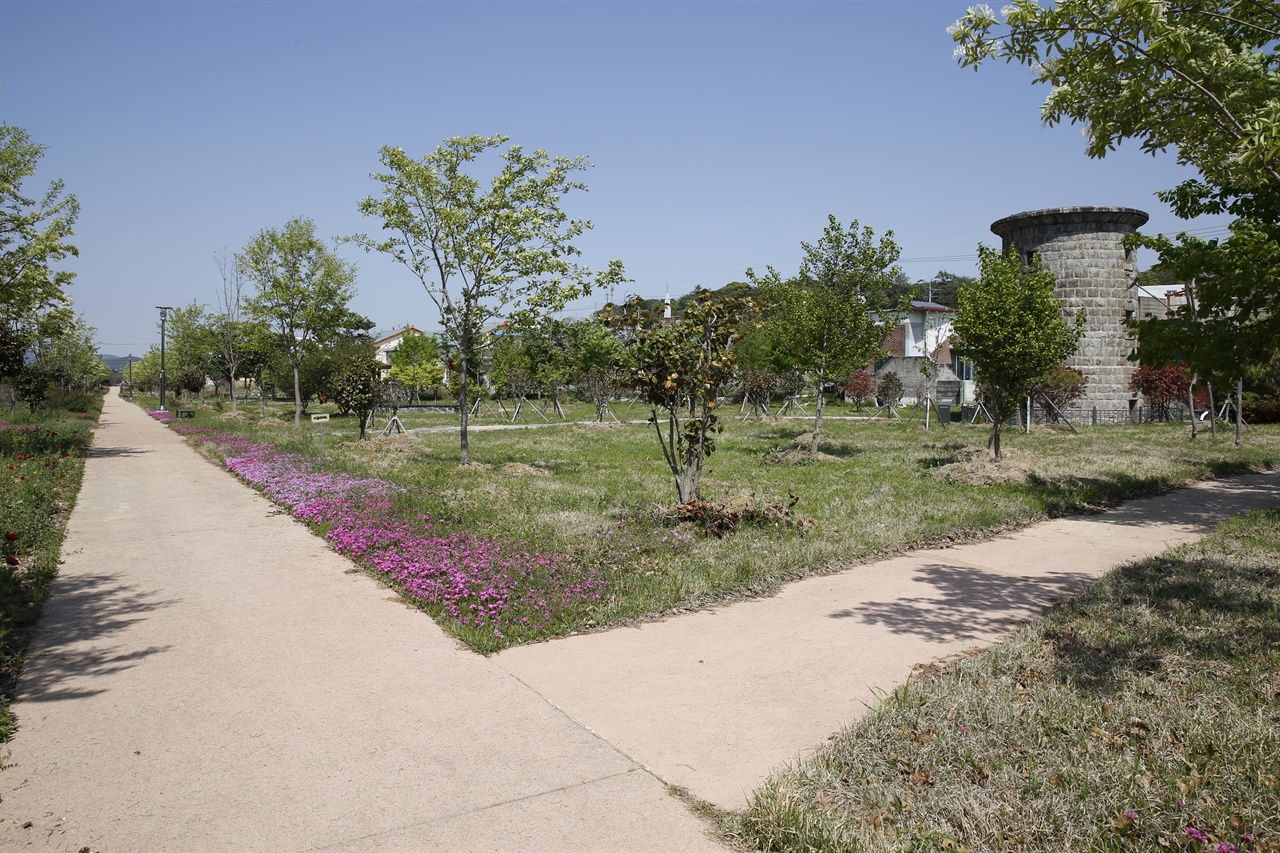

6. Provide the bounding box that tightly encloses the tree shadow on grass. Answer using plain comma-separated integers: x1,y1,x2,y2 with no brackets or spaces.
829,563,1096,644
1000,469,1279,524
14,572,177,706
1044,551,1280,693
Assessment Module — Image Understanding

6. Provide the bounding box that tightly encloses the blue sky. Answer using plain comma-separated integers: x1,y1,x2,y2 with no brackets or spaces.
1,0,1226,355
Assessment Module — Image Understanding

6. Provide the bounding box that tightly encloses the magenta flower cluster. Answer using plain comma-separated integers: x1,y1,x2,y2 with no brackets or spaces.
148,410,176,422
171,424,605,638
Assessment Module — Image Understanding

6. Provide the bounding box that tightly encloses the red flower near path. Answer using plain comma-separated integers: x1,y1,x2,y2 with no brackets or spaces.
5,556,18,566
4,533,16,541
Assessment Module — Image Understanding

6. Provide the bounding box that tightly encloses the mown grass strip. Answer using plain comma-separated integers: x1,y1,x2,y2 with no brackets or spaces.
737,510,1280,853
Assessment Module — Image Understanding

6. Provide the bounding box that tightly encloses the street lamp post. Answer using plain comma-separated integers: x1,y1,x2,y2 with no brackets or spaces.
157,306,173,411
127,354,133,399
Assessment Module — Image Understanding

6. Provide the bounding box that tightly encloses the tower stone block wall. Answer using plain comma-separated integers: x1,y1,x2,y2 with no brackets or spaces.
990,206,1150,411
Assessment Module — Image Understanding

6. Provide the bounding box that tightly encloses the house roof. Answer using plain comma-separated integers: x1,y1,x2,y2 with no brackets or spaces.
909,300,956,313
372,326,429,346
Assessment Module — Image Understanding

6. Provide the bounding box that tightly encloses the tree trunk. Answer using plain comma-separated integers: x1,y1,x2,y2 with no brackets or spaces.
1236,377,1243,447
292,363,302,427
811,367,825,453
458,348,470,465
230,370,238,412
1207,382,1218,439
1188,377,1197,440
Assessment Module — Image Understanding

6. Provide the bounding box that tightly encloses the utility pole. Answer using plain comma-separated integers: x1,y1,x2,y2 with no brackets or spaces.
157,306,173,411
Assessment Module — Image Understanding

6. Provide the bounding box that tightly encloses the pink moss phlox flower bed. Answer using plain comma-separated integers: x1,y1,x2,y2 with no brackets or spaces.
147,410,176,422
171,424,605,640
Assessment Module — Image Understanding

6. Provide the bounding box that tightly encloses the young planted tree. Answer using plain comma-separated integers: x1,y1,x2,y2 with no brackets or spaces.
332,351,383,440
355,134,626,464
1034,365,1088,423
954,246,1084,459
239,217,360,426
566,319,623,421
1130,363,1192,422
843,368,876,408
604,289,760,503
748,215,903,452
876,372,904,412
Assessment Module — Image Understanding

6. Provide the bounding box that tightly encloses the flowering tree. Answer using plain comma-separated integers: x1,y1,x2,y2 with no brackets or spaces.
1129,364,1192,422
604,289,761,503
240,217,361,426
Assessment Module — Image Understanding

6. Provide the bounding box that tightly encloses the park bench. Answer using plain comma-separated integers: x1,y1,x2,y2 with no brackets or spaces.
176,408,196,419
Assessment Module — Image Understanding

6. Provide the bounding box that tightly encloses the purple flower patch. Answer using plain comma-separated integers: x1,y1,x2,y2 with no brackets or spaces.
171,423,605,640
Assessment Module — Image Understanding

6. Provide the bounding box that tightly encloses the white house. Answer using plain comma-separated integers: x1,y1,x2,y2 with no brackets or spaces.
371,326,430,376
874,301,973,405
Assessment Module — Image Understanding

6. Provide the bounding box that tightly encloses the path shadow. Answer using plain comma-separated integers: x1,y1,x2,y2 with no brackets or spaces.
15,572,177,704
829,563,1094,644
88,445,151,459
1001,469,1277,527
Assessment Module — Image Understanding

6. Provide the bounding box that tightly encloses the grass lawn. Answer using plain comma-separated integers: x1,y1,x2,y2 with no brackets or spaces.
148,394,1280,653
0,401,99,741
735,509,1280,853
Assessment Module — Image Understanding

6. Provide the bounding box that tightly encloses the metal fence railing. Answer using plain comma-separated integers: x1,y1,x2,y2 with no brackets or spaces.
959,404,1191,427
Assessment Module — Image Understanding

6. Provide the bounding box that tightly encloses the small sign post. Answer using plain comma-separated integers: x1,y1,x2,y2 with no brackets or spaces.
311,412,330,447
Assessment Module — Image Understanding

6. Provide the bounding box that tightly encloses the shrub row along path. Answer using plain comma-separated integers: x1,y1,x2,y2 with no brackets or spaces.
2,391,1277,851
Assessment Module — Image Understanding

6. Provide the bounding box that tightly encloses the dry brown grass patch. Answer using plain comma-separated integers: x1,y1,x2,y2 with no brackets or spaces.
500,462,548,476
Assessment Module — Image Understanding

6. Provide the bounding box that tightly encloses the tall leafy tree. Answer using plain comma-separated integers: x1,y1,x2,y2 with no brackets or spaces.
950,1,1280,376
165,302,219,399
355,133,626,464
212,249,260,410
954,246,1084,459
748,215,903,452
1,125,79,326
239,217,360,426
950,0,1280,190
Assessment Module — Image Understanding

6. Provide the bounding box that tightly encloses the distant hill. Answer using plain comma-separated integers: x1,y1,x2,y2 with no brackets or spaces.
99,355,135,374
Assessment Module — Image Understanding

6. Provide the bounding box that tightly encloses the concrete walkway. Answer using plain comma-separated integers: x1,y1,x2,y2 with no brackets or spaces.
0,391,724,852
2,390,1276,850
496,471,1280,810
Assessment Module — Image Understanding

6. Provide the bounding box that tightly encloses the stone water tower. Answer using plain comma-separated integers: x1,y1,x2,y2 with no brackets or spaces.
990,206,1149,412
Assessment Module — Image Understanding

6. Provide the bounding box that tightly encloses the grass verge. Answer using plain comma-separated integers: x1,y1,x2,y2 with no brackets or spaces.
737,509,1280,852
144,395,1280,652
0,404,99,741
